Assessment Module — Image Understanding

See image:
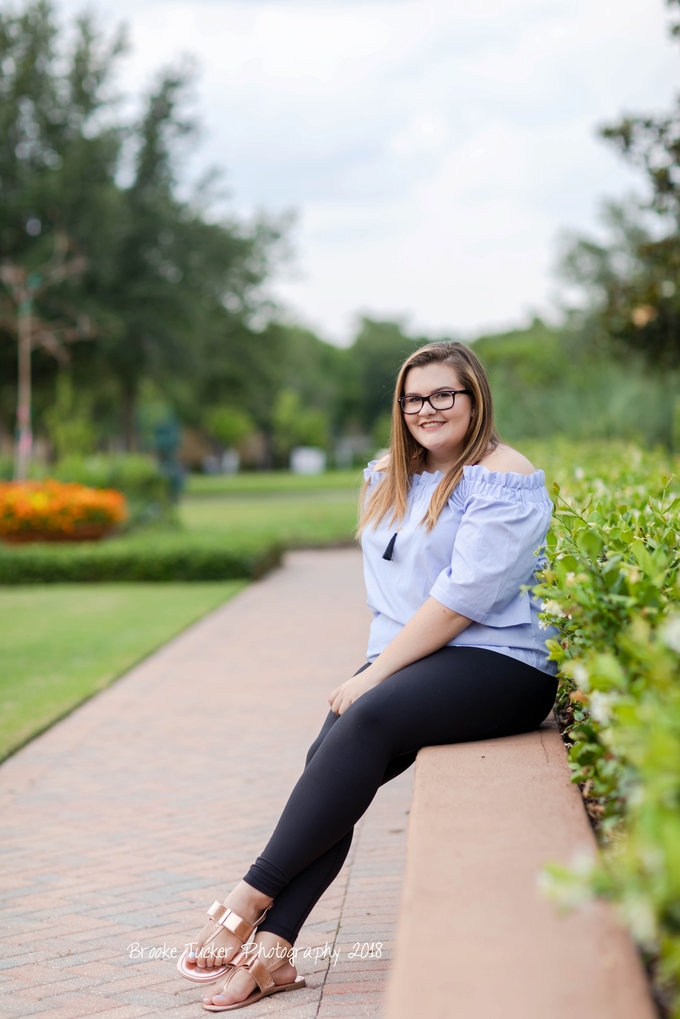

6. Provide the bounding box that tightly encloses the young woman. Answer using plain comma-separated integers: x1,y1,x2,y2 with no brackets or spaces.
177,340,558,1012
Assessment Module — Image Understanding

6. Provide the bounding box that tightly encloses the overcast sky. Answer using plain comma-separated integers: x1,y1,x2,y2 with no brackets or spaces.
58,0,680,344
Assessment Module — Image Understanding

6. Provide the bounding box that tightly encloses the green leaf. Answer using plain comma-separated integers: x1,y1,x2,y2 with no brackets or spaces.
631,540,657,577
577,527,604,561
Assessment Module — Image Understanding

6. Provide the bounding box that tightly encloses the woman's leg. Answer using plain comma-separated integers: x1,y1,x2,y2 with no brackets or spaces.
190,688,417,969
255,709,351,943
258,704,417,945
256,663,414,944
244,647,556,899
203,647,555,1007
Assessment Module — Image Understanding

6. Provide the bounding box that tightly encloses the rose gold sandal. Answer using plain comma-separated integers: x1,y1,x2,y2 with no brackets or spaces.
202,945,306,1011
176,901,270,984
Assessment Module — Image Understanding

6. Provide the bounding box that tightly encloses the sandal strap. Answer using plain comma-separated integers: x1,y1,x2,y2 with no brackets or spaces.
206,901,270,944
231,947,288,993
206,902,253,943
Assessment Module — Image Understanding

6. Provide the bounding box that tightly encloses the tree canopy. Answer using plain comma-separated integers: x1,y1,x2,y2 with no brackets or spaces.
558,0,680,370
2,0,677,468
0,0,286,453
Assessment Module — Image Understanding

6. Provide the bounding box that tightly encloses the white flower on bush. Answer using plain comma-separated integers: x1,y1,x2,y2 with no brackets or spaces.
661,614,680,654
572,663,589,690
541,599,566,618
588,691,615,725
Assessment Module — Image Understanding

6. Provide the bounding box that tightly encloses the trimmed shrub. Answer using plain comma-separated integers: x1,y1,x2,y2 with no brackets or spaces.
524,441,680,1015
50,454,172,527
0,533,282,583
0,480,127,540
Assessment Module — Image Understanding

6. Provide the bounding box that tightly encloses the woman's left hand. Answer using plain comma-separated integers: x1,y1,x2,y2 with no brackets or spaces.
328,668,381,716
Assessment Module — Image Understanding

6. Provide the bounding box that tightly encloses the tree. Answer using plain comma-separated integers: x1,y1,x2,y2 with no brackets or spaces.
559,203,680,368
0,1,289,457
204,406,254,449
80,63,287,449
0,237,90,476
0,1,126,467
341,318,423,432
272,389,330,465
43,372,95,458
601,3,680,222
558,0,680,370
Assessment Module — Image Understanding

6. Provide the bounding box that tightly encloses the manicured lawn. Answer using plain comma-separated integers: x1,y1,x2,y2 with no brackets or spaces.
0,473,363,759
185,469,363,496
179,488,361,547
0,582,245,761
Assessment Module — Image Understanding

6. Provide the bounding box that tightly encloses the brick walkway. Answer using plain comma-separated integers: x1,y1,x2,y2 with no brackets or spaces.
0,550,412,1019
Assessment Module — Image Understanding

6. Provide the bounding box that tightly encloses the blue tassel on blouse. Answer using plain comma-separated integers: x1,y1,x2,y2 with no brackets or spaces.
382,532,399,561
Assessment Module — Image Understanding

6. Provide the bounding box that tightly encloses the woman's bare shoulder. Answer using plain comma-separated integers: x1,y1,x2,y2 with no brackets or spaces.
477,443,536,476
372,452,391,472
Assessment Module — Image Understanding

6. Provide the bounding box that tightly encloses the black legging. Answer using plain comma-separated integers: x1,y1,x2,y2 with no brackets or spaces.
244,646,557,944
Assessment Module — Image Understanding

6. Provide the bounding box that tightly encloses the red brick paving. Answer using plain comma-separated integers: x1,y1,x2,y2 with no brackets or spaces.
0,551,412,1019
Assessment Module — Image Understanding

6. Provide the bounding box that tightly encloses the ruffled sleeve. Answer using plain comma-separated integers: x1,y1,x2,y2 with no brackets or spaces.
363,460,386,494
428,465,552,626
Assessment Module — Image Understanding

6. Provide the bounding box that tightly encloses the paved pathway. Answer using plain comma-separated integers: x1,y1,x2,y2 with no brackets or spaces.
0,550,412,1019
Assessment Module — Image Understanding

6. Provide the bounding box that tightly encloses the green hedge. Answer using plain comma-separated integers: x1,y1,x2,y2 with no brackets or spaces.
2,454,175,528
525,441,680,1016
50,454,174,526
0,533,281,583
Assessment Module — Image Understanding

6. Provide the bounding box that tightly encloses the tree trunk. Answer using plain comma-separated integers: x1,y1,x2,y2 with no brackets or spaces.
14,295,32,480
121,384,138,452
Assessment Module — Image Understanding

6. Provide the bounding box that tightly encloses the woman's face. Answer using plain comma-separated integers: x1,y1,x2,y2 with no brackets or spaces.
402,363,473,461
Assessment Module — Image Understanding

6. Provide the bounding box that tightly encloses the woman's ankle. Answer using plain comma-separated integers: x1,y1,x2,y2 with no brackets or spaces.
225,880,273,924
251,931,295,974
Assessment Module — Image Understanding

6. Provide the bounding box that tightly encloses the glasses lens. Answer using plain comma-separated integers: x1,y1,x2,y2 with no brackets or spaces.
430,391,456,410
401,397,423,413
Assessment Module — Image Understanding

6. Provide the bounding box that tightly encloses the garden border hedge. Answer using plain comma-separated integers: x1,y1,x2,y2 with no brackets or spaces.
0,535,282,583
524,440,680,1018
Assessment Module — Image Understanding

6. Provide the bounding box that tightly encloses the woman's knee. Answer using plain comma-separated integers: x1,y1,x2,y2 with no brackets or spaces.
307,692,397,764
341,690,390,733
304,737,323,768
305,710,341,767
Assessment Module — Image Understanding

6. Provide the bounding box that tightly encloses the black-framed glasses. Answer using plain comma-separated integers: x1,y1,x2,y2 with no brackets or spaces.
398,389,471,414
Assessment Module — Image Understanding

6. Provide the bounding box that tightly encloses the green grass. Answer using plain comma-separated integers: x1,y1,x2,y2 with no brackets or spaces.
0,581,245,761
179,488,360,546
0,474,365,759
185,469,363,496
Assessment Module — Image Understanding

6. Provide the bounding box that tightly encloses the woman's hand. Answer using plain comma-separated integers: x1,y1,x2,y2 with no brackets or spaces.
328,667,381,716
328,600,471,716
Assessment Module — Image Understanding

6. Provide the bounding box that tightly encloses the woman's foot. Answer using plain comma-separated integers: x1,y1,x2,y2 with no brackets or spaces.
186,881,273,975
202,932,297,1008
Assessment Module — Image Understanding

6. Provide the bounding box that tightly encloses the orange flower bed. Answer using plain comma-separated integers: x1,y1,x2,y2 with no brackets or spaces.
0,480,127,542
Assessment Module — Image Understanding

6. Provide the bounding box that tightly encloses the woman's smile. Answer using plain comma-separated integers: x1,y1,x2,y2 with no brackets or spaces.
418,420,446,430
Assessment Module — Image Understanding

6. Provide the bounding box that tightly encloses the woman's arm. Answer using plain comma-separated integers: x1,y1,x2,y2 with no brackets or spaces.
328,597,471,715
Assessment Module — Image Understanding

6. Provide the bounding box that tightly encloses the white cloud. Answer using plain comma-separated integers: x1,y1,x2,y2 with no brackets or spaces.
57,0,679,341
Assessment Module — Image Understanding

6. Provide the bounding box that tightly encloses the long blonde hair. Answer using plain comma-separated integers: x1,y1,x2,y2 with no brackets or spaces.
359,341,500,533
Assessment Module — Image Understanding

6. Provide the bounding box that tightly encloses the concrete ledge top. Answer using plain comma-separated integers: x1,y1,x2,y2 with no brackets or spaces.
385,716,656,1019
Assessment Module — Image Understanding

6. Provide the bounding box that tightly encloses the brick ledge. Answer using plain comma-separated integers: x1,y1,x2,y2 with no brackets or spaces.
384,714,656,1019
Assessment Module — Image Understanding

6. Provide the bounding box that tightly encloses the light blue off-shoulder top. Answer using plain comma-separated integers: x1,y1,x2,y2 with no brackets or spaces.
361,462,558,676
